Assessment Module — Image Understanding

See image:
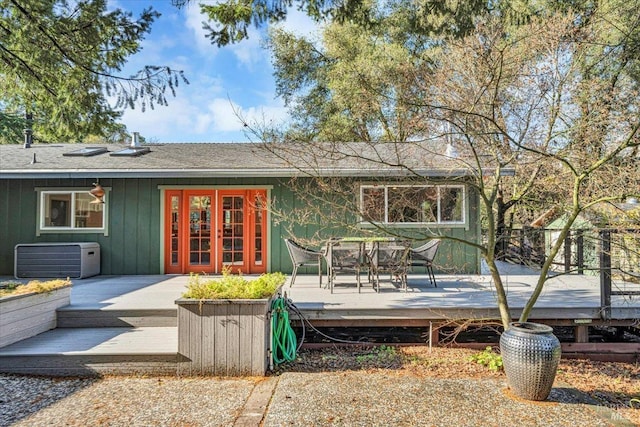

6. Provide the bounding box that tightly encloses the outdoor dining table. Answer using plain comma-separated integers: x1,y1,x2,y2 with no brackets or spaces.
324,237,410,293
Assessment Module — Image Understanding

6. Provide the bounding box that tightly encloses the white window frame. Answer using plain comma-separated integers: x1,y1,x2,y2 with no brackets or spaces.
36,188,110,236
360,184,466,226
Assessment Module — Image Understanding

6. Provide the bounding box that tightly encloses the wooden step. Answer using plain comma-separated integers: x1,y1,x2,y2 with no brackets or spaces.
0,327,178,377
57,306,177,328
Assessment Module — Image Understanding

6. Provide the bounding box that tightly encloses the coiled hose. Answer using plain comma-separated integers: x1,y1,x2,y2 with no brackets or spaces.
270,295,380,366
271,297,298,365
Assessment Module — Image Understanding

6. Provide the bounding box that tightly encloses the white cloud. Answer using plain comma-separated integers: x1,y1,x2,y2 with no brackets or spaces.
205,97,288,133
227,30,265,70
184,3,267,70
120,97,197,142
274,7,321,39
119,92,287,142
206,98,244,132
185,2,216,55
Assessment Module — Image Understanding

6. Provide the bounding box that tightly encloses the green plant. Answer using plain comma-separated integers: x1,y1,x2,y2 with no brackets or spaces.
182,268,286,300
0,278,71,298
355,345,398,364
470,346,503,372
0,281,21,291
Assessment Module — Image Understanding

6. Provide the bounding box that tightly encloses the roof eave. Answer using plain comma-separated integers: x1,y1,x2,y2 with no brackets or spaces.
0,167,512,179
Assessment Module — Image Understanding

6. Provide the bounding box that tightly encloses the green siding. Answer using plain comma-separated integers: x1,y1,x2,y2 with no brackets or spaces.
272,179,482,275
0,177,481,276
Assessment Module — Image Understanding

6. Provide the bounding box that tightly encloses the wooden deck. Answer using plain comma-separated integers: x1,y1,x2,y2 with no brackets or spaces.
286,269,640,326
4,267,640,326
0,267,638,375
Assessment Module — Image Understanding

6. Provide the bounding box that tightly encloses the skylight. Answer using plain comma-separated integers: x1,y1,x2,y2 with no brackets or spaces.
109,147,151,157
62,147,108,157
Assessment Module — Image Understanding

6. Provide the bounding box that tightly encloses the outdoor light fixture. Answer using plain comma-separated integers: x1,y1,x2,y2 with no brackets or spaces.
89,182,105,204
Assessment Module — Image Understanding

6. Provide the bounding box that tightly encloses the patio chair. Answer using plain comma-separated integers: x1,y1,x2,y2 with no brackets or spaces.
284,238,323,287
369,241,410,292
409,239,441,287
326,240,367,293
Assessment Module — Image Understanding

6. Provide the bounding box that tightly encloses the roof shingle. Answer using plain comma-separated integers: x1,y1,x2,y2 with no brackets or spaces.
0,142,485,179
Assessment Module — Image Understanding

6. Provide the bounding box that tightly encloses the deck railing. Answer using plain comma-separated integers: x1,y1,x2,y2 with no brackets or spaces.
496,226,545,267
498,227,640,319
599,229,640,319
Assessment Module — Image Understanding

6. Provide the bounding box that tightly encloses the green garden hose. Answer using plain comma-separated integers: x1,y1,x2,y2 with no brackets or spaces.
270,296,372,367
271,297,298,365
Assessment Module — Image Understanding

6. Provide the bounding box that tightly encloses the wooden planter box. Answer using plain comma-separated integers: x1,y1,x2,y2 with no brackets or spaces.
0,286,71,348
176,294,277,376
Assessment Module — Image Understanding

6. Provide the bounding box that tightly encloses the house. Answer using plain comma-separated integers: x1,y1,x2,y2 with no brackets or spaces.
0,141,493,277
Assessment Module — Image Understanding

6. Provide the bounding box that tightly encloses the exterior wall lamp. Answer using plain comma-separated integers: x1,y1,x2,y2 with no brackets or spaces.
89,182,105,204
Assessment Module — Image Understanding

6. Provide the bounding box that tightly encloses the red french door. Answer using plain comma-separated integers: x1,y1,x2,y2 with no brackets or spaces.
165,190,215,274
164,189,266,274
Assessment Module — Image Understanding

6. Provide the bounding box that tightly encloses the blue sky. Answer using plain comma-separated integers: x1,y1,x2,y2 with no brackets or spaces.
111,1,318,143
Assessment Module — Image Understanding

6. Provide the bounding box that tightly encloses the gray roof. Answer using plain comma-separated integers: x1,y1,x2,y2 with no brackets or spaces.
0,142,498,179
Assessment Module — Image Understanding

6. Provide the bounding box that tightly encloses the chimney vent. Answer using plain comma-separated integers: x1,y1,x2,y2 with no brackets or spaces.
23,112,33,148
131,132,140,147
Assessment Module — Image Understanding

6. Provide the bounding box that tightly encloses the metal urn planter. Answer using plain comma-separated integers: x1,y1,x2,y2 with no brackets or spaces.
500,322,561,401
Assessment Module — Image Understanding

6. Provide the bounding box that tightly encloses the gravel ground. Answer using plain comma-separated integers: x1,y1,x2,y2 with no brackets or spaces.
1,376,256,427
267,373,611,427
1,346,638,427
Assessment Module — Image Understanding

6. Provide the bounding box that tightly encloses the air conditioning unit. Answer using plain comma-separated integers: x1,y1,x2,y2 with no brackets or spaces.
15,243,100,279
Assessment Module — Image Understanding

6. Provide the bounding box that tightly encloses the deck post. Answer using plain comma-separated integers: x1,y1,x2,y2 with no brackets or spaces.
599,229,612,320
429,322,439,347
564,232,572,273
576,231,584,275
574,325,589,343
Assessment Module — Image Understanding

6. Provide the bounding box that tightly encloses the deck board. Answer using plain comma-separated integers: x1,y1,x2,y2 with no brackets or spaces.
26,269,640,322
285,272,640,322
0,327,177,356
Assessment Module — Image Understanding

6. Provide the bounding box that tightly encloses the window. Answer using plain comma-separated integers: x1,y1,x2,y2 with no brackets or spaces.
360,184,465,224
39,190,107,233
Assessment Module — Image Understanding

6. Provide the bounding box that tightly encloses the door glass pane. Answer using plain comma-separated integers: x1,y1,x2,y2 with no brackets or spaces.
170,195,180,266
254,193,264,265
222,196,244,265
188,195,212,266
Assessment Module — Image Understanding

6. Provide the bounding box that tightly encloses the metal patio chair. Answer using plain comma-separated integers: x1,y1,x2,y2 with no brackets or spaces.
284,238,323,287
368,241,410,292
409,239,441,287
326,240,367,293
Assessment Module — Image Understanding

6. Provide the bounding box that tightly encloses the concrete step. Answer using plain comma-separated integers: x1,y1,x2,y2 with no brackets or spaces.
0,327,178,377
57,306,177,328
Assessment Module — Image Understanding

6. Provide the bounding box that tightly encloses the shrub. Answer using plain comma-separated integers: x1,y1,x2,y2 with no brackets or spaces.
0,278,72,298
470,346,503,372
182,268,286,300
